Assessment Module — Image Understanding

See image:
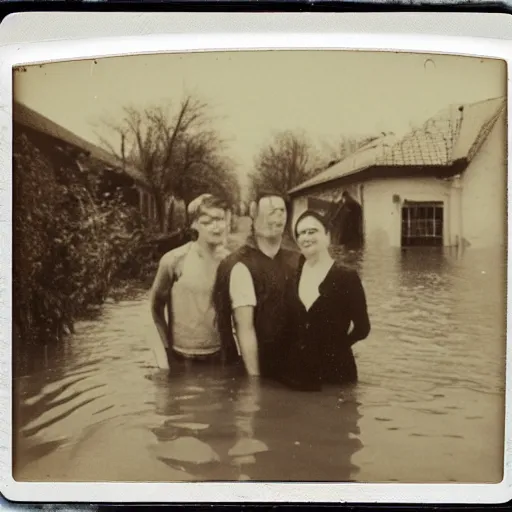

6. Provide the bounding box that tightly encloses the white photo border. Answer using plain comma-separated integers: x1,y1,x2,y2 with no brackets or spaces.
0,10,511,505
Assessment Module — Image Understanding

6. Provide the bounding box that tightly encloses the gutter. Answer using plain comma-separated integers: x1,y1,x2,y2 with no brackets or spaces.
288,159,469,198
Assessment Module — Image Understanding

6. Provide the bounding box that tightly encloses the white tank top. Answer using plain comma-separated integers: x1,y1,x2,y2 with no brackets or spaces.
171,243,224,357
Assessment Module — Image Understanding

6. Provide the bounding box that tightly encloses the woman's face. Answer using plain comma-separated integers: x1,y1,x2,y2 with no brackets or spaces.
295,215,330,259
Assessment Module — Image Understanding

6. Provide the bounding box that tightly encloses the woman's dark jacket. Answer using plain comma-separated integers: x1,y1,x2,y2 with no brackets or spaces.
283,255,371,391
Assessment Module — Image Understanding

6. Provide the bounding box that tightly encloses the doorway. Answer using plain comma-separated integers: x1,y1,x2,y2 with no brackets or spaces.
401,201,444,247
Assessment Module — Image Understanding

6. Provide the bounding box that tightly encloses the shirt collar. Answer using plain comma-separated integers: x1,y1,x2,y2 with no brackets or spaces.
245,234,282,259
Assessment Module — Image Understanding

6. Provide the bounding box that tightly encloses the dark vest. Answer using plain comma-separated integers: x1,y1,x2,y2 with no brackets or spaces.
212,238,299,377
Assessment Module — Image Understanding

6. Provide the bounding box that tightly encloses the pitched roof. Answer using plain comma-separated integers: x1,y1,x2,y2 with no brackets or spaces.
289,96,506,195
13,101,148,186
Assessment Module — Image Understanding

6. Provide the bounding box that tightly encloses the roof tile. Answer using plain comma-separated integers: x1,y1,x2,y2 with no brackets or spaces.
290,96,505,195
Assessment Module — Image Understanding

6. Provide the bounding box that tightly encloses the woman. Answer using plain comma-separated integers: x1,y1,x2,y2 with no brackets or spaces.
282,210,371,391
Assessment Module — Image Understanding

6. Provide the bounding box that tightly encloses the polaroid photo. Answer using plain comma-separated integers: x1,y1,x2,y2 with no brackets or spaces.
0,10,511,505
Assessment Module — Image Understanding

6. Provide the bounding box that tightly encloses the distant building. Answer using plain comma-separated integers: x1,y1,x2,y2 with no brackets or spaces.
13,101,158,222
289,97,506,249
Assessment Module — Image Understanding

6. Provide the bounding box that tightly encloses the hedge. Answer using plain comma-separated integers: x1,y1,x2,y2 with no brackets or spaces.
13,132,156,360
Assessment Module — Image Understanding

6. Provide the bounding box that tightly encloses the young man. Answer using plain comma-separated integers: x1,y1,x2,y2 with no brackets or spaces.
212,192,300,379
149,194,230,366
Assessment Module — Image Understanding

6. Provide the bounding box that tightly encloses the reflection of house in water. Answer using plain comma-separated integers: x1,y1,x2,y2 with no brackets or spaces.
289,97,506,249
13,101,158,222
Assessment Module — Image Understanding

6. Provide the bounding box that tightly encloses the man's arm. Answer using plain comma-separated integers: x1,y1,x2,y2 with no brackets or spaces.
149,254,174,348
232,307,260,376
346,270,371,346
229,262,259,376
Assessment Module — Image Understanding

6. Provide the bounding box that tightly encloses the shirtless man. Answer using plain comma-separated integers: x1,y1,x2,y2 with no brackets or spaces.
149,194,230,366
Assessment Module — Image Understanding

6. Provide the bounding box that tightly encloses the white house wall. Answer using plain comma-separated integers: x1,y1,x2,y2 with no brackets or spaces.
362,177,451,248
290,196,308,233
460,111,506,248
291,115,505,249
291,177,452,249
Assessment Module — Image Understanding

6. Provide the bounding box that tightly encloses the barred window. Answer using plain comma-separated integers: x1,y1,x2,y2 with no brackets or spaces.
401,201,443,247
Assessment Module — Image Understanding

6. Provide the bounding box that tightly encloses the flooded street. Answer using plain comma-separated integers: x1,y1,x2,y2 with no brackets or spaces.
13,245,506,484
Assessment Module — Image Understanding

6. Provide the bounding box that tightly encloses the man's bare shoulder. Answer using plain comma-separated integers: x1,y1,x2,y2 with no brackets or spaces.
218,246,242,267
159,242,193,269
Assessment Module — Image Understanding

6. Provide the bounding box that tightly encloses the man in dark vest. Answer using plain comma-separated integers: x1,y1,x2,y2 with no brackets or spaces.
212,191,299,379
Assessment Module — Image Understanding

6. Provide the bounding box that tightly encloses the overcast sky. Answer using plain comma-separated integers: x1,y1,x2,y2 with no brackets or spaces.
14,50,504,194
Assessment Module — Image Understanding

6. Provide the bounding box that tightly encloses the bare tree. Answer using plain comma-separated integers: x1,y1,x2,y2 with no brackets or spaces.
248,130,320,199
97,96,239,232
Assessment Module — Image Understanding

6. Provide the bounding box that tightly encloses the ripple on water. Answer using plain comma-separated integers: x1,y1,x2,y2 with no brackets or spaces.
13,246,506,483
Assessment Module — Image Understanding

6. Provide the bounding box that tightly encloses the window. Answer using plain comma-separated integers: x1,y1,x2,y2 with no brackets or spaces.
401,201,443,247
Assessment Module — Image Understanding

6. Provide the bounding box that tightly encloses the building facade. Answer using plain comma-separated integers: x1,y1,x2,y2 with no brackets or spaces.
289,97,506,250
13,101,159,224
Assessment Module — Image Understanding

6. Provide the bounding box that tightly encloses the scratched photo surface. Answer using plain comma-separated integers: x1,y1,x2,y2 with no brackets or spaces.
12,51,506,483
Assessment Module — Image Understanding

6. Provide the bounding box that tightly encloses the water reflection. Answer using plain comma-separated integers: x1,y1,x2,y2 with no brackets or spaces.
146,367,363,482
233,382,363,482
13,245,506,483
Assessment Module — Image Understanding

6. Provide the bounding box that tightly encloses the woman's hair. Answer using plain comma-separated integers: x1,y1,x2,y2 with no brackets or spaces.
293,209,330,239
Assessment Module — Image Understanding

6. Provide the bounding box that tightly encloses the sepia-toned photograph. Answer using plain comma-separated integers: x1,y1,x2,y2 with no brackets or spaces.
11,49,506,485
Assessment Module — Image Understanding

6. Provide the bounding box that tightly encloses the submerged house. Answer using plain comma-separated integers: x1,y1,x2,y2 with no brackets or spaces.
289,97,507,249
13,101,158,221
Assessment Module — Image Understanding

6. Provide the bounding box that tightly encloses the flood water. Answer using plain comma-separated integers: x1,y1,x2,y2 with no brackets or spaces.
13,244,506,483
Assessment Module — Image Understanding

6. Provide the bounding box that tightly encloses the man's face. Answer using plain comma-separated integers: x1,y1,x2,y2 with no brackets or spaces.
194,207,227,245
253,196,287,239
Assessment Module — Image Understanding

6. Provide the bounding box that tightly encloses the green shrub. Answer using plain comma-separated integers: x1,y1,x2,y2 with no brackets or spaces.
13,133,154,351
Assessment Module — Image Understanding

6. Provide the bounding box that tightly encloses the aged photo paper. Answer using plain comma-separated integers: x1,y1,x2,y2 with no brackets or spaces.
11,50,506,484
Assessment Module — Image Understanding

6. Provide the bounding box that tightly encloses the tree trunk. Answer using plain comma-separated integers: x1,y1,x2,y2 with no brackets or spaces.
154,193,166,233
166,197,175,233
183,201,190,227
